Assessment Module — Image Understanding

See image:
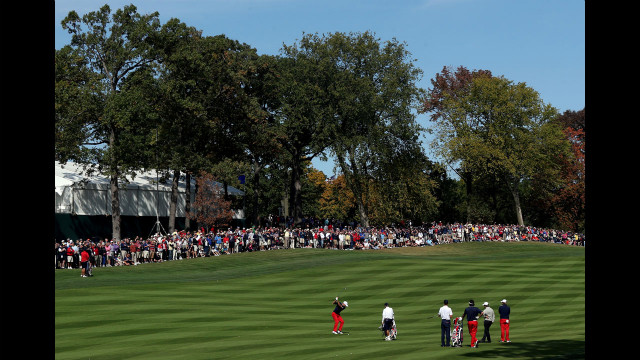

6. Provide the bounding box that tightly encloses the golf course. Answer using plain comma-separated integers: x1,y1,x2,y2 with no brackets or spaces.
55,242,585,359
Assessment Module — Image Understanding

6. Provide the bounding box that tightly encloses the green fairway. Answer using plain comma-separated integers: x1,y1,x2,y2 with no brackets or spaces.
55,242,585,359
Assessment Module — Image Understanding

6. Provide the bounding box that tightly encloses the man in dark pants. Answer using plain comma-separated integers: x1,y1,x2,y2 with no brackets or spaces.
479,301,495,343
381,302,395,340
438,299,453,347
80,246,90,277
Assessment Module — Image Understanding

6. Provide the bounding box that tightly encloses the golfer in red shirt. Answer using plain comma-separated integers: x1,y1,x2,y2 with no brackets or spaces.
80,247,90,278
331,297,348,334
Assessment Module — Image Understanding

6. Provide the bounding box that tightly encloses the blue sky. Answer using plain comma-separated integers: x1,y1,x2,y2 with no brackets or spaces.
55,0,585,176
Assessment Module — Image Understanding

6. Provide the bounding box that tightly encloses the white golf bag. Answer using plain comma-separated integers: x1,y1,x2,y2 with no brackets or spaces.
379,320,397,340
389,319,397,339
451,317,463,347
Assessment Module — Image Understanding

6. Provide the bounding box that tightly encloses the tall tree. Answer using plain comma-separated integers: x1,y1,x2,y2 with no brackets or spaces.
424,70,568,226
420,66,493,222
152,18,203,233
154,19,272,231
56,4,163,239
276,37,336,226
317,31,427,227
240,54,284,227
545,108,585,232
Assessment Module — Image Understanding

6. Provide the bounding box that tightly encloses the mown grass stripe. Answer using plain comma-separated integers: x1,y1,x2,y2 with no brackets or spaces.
55,243,584,359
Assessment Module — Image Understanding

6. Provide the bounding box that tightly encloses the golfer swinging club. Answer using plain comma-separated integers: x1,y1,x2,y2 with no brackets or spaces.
331,297,348,334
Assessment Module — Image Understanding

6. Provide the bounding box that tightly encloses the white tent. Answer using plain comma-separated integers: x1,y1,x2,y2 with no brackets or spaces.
55,161,244,218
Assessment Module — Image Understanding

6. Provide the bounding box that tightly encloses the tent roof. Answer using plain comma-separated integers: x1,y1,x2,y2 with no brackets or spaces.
54,161,244,195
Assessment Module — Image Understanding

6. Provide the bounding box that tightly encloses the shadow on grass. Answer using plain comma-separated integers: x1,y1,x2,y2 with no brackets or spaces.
460,339,584,359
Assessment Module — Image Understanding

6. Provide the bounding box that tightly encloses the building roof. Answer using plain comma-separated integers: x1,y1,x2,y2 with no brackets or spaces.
55,161,244,196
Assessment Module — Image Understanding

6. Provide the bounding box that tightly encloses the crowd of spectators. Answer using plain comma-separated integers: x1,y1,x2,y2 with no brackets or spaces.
55,222,585,270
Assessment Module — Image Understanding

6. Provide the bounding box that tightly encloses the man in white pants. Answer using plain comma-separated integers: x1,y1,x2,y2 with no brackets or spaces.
382,302,395,340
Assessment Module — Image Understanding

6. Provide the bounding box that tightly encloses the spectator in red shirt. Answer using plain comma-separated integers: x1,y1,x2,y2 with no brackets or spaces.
91,243,99,268
129,240,137,265
80,247,90,277
149,240,156,262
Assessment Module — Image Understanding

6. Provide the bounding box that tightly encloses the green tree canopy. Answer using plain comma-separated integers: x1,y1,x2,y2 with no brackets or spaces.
315,31,428,226
276,35,337,226
155,21,267,231
56,4,164,239
423,68,568,226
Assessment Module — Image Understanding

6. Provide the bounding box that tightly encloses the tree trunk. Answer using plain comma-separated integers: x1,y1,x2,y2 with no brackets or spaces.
349,151,369,228
463,171,473,224
110,172,121,240
168,169,180,233
251,160,262,227
357,202,369,228
337,150,370,228
109,128,121,240
289,150,303,226
509,181,525,226
193,178,199,230
185,172,191,231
